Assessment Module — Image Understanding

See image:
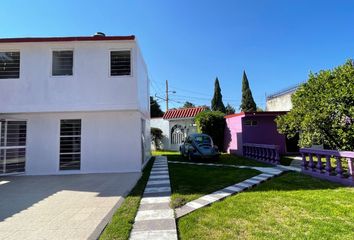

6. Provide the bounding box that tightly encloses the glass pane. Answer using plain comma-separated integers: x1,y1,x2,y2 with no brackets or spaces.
110,51,131,76
0,52,20,79
52,51,73,76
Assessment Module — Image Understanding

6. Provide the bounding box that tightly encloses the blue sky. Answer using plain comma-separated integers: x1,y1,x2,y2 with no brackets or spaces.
2,0,354,110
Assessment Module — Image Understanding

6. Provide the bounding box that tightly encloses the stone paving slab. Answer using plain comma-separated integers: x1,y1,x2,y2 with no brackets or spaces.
130,156,177,240
0,173,140,240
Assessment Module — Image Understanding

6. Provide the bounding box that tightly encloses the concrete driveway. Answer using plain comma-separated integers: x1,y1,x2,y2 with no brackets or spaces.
0,173,140,240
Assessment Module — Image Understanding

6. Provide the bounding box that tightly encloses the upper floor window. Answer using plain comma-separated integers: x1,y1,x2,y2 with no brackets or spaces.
0,52,20,79
110,50,131,76
52,51,73,76
244,120,258,126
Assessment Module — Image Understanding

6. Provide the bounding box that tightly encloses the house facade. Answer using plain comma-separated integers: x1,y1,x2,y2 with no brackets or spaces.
266,84,302,111
0,34,151,175
151,107,206,150
224,112,299,155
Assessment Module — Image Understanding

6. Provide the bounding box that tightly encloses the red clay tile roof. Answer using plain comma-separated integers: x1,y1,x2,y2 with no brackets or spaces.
163,107,207,120
0,35,135,43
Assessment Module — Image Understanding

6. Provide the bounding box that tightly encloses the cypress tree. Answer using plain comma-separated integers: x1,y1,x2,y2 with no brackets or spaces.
240,71,257,112
211,77,226,113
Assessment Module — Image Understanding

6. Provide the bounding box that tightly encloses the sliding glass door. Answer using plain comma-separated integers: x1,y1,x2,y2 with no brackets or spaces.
0,120,27,174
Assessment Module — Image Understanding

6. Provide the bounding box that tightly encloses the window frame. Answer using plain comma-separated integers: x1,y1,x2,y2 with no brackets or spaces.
109,48,133,78
0,50,21,80
59,119,81,171
51,48,74,77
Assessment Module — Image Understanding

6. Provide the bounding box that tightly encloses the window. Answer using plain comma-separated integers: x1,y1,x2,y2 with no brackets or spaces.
52,51,73,76
110,50,131,76
244,120,258,126
0,120,27,174
59,119,81,170
0,52,20,79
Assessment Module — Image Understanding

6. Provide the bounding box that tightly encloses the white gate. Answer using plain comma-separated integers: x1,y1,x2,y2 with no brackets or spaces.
171,125,185,145
0,120,27,175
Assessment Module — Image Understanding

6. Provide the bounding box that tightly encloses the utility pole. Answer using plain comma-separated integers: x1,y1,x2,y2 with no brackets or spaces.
165,80,169,112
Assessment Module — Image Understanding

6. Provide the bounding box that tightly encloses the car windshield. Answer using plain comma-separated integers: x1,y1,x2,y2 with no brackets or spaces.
194,135,212,145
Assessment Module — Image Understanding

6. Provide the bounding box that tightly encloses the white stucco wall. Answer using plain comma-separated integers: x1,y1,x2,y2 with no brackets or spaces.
2,111,145,175
266,92,294,111
0,40,142,113
150,118,170,150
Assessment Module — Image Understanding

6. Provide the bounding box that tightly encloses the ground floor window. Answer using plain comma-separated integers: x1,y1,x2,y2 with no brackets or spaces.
60,119,81,170
0,120,27,174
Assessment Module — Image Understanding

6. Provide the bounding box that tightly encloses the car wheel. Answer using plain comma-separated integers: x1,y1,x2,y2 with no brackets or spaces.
188,152,193,161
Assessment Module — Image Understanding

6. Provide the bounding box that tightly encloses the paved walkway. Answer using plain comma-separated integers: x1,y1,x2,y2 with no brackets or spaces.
175,171,282,218
0,173,140,240
130,156,177,240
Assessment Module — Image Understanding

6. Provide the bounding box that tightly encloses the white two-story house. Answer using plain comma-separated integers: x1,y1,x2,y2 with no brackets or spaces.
0,33,151,175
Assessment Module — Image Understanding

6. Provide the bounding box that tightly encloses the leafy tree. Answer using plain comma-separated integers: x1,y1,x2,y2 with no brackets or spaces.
182,101,195,108
211,77,226,113
195,110,225,151
276,60,354,150
151,127,163,150
240,71,257,112
150,96,164,118
225,103,235,115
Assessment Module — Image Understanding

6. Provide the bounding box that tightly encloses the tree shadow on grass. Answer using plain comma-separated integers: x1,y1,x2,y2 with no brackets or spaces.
249,171,348,192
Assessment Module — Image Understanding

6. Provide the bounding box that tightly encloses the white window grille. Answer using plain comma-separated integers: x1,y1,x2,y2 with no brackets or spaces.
0,120,26,174
0,52,20,79
59,119,81,170
110,51,131,76
52,51,73,76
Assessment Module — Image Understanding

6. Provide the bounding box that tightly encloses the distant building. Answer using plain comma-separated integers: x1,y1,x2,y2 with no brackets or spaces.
266,83,303,111
224,112,299,155
151,107,207,150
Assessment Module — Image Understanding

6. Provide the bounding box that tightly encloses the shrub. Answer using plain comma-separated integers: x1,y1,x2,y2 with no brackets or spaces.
195,110,225,151
276,60,354,150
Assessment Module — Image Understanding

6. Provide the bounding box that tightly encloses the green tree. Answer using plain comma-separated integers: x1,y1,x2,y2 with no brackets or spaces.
150,96,164,117
211,77,226,113
240,71,257,112
151,127,163,150
225,103,235,115
182,101,195,108
195,110,225,150
276,60,354,150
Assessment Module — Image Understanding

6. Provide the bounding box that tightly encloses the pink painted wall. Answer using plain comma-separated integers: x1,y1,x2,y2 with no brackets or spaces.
224,115,243,155
224,113,288,155
242,116,287,154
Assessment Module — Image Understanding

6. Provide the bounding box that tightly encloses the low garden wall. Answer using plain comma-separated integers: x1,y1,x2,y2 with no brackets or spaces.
243,143,280,165
300,148,354,186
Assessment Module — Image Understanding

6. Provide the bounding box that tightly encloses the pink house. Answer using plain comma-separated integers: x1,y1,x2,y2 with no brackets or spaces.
224,111,299,155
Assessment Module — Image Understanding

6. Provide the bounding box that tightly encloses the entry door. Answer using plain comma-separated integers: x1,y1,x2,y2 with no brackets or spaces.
0,120,27,174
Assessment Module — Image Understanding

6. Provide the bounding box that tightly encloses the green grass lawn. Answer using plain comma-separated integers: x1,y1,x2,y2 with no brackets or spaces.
99,158,154,240
154,150,272,167
177,172,354,240
169,163,260,208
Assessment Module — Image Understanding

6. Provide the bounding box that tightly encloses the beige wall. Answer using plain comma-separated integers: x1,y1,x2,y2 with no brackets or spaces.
266,92,294,111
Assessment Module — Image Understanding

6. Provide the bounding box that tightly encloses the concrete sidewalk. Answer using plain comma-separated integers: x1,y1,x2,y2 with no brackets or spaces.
0,173,140,240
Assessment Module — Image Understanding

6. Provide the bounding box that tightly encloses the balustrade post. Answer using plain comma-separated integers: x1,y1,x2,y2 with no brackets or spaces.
325,155,332,176
301,152,307,169
316,154,323,172
335,156,344,178
265,148,269,162
309,154,315,171
275,148,280,165
347,157,354,181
